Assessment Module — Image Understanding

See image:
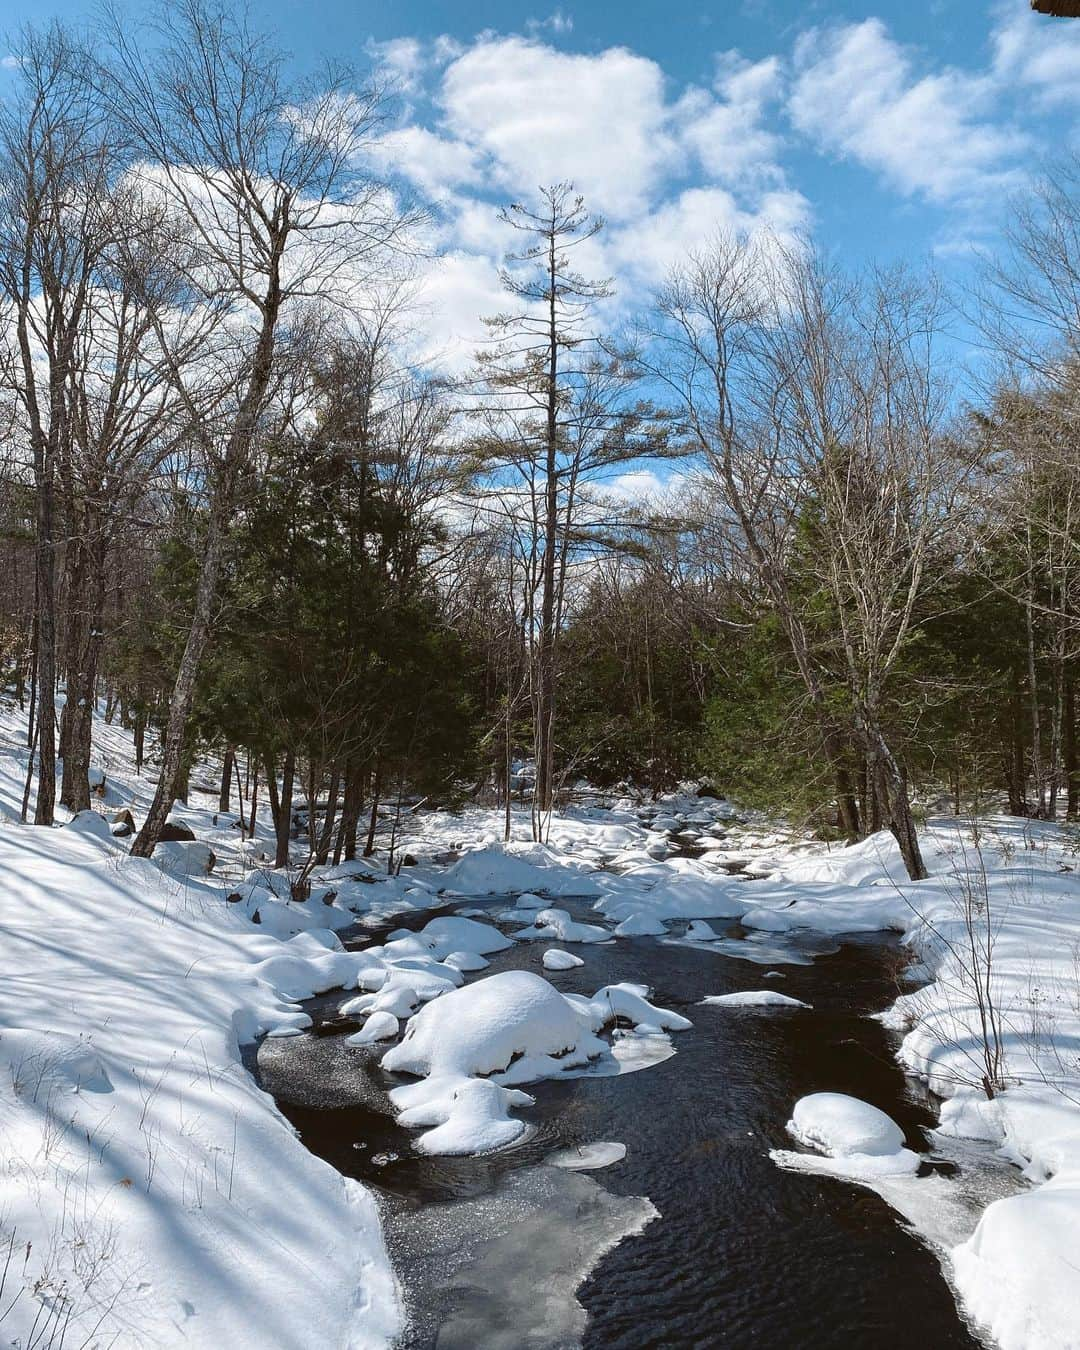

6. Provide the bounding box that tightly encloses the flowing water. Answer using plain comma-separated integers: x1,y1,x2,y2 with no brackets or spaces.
256,893,1011,1349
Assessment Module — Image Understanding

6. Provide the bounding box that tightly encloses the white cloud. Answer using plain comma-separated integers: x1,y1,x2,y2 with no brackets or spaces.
677,53,785,188
436,37,681,220
991,4,1080,108
608,185,809,286
526,11,574,36
789,19,1027,203
372,126,484,200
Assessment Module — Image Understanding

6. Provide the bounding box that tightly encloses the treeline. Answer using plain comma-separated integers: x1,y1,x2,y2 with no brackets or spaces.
0,2,1078,885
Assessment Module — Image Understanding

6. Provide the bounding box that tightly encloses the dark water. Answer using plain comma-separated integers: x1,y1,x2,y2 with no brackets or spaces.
256,897,989,1350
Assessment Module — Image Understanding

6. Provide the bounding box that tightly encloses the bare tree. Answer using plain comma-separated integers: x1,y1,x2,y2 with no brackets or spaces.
0,23,113,824
96,0,417,856
471,185,670,835
649,237,963,879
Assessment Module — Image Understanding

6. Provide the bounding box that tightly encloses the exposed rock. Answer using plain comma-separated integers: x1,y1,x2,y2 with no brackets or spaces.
110,808,136,838
159,820,196,843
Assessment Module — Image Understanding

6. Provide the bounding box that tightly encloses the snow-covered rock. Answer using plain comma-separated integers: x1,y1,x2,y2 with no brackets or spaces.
543,948,585,971
347,1011,399,1044
513,907,610,944
614,912,668,937
772,1092,920,1180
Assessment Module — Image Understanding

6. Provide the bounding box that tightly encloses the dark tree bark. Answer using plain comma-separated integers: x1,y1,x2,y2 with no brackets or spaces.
219,744,235,814
1065,670,1078,821
275,748,295,869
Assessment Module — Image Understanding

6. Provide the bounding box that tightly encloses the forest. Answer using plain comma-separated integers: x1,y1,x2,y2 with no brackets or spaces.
1,4,1078,886
2,6,1080,1348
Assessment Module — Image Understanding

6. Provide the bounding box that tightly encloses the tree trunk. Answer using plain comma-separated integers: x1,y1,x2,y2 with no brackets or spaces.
364,762,381,858
1064,671,1078,821
336,758,364,865
219,744,235,814
32,465,57,826
247,767,259,838
316,763,340,866
59,539,107,814
275,749,295,869
863,718,926,880
131,271,283,858
534,226,560,828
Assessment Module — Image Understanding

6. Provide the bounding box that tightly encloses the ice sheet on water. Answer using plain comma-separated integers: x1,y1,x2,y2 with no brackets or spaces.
662,930,841,966
384,1165,656,1350
546,1141,627,1170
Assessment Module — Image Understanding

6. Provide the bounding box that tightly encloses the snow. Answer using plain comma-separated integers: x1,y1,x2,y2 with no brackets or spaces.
772,1092,920,1180
8,700,1080,1348
543,948,585,970
347,1010,400,1044
700,990,811,1009
381,970,689,1153
613,911,668,937
788,1092,909,1156
512,906,611,944
952,1173,1080,1350
0,709,399,1348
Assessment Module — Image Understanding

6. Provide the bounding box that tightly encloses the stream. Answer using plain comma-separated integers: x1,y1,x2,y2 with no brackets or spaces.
255,891,1014,1349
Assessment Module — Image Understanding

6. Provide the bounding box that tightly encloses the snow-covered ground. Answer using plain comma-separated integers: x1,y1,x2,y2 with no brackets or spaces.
2,701,1080,1348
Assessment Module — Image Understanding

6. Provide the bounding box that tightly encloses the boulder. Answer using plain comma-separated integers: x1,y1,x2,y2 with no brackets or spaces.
110,808,136,838
159,820,196,843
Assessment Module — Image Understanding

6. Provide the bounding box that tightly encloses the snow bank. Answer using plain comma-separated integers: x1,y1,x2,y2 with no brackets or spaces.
0,774,399,1348
951,1174,1080,1350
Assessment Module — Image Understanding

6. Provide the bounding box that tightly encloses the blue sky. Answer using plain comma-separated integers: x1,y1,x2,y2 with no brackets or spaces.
4,0,1080,366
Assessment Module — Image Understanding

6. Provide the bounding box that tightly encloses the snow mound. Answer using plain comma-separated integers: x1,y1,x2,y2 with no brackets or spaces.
382,971,686,1154
772,1092,920,1180
0,1027,113,1096
586,983,691,1032
346,1011,399,1045
513,907,610,944
419,914,512,956
438,844,600,897
383,971,600,1083
443,949,490,972
614,912,668,937
543,949,585,971
790,1092,907,1156
685,919,720,941
701,991,811,1009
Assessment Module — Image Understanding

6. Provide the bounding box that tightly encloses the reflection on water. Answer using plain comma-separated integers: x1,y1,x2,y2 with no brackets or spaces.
256,897,998,1350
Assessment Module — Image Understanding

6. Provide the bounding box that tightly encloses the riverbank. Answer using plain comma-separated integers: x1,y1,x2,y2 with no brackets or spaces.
1,701,1078,1347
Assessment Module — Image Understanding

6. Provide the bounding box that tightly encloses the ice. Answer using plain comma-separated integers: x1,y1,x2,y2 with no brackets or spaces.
383,1166,656,1349
700,990,811,1009
546,1141,627,1170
